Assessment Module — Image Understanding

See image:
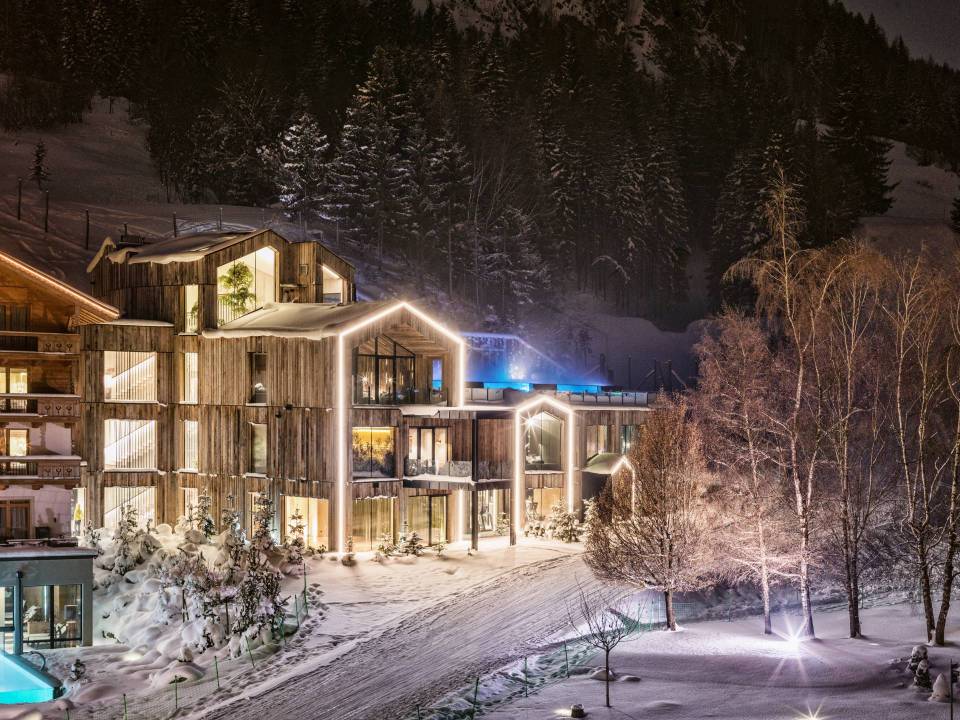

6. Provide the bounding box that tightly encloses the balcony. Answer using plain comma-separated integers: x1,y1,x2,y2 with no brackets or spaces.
0,332,79,354
0,456,81,482
0,394,80,421
353,385,447,407
403,458,512,482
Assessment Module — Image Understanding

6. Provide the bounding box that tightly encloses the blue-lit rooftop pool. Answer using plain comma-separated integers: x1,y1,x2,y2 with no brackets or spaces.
0,652,61,704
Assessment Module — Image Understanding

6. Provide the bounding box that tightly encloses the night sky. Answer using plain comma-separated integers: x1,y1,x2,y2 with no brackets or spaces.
841,0,960,69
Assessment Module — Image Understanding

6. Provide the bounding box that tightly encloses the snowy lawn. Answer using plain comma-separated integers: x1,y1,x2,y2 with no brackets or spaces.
478,600,960,720
0,536,581,720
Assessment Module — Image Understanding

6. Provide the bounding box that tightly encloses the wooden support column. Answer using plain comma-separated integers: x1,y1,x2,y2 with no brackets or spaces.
471,418,479,551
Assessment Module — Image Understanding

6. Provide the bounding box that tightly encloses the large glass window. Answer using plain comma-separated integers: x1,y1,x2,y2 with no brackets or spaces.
586,425,613,458
1,428,28,456
182,420,199,470
405,495,447,546
405,427,448,476
321,265,345,304
353,336,417,405
620,425,639,453
468,488,510,537
103,486,156,529
524,412,563,471
249,423,267,474
104,351,157,402
352,497,395,551
183,284,200,333
0,368,28,412
104,419,157,469
352,427,395,478
182,352,198,403
21,584,82,649
283,496,329,550
0,499,30,540
526,487,563,522
216,247,277,325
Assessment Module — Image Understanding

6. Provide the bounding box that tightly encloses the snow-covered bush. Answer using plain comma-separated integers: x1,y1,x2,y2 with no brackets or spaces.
496,512,509,536
110,505,160,576
195,488,217,539
83,524,103,554
375,533,397,560
930,673,950,702
400,531,424,556
547,501,581,543
68,658,86,683
434,537,447,556
914,658,932,690
283,508,306,570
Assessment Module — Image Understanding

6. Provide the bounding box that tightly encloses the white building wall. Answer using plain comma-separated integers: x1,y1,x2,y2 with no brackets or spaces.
0,486,72,537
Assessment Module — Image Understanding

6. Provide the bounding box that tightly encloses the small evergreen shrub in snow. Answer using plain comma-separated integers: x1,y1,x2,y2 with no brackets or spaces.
375,534,398,560
283,507,306,569
433,537,447,556
83,524,103,555
496,512,509,536
547,501,581,543
196,488,217,539
400,532,424,556
68,658,86,683
914,659,932,690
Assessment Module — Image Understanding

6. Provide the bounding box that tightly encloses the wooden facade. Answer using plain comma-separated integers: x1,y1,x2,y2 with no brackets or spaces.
78,226,651,551
0,250,118,540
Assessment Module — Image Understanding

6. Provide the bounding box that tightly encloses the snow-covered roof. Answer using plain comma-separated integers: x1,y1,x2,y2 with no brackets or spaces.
104,319,174,327
0,545,98,561
204,301,393,340
121,231,251,265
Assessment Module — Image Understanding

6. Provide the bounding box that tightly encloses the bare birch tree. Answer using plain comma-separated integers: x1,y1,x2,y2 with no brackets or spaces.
726,164,842,638
584,397,714,631
693,311,796,634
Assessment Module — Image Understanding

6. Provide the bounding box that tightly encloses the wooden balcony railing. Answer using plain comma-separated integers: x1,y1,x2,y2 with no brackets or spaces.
0,457,81,481
0,394,80,419
0,331,80,354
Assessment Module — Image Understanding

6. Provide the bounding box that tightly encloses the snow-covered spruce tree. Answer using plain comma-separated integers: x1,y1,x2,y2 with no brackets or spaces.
283,507,306,570
428,122,473,299
196,488,216,540
322,46,414,264
375,533,397,560
111,504,143,575
216,503,247,586
30,139,50,189
400,531,424,557
233,535,286,641
251,493,277,552
547,501,581,543
584,397,715,631
914,659,932,690
266,107,329,216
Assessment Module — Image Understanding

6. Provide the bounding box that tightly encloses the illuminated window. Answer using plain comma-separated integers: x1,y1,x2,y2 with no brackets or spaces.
249,423,267,474
405,427,448,475
182,352,198,403
321,265,345,304
104,351,157,402
352,497,395,551
103,486,156,529
282,496,329,550
353,336,416,405
620,425,640,453
406,494,447,546
0,368,29,411
182,420,198,470
104,419,157,470
216,247,277,325
586,425,613,458
1,428,28,456
526,487,563,521
352,427,395,478
183,285,200,333
524,412,562,471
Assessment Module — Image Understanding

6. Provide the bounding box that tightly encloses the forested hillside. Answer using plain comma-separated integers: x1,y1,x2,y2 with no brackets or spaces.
2,0,959,328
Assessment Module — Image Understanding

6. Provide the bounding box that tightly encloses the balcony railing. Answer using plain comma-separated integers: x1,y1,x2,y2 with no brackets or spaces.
0,457,81,480
353,386,447,407
0,332,80,354
0,394,80,418
403,458,472,479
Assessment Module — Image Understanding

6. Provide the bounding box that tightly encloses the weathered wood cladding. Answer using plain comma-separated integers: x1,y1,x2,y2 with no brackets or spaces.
88,230,356,330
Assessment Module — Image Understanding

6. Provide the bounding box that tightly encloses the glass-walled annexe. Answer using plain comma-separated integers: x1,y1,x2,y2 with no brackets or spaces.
0,547,96,653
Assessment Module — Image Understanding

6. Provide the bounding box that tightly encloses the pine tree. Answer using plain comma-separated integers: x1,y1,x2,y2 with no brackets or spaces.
30,139,50,189
269,109,329,216
323,47,414,264
429,123,473,298
196,488,216,539
951,185,960,235
822,82,895,219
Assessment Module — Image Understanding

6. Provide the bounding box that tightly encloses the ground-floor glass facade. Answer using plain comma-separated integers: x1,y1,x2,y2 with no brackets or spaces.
352,497,395,551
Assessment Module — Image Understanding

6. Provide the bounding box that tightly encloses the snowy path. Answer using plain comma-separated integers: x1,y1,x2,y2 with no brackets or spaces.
190,551,595,720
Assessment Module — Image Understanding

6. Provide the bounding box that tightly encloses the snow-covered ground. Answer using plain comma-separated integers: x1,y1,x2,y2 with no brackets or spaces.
478,601,960,720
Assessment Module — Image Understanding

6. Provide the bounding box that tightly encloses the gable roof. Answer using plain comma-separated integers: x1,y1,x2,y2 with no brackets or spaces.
0,249,118,324
204,301,393,339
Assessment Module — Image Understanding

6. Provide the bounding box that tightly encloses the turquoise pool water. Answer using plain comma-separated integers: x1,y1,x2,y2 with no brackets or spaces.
0,652,59,704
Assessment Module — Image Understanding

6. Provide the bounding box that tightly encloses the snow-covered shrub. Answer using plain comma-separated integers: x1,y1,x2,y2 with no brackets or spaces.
433,538,447,556
195,488,217,539
930,673,950,702
914,658,932,690
251,494,277,552
496,512,509,536
908,645,928,674
68,658,86,683
341,537,355,566
283,507,306,570
400,532,424,556
547,501,581,543
233,543,286,638
375,533,397,560
111,505,160,576
83,524,103,555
